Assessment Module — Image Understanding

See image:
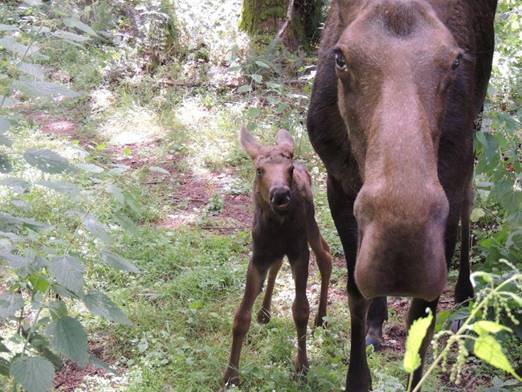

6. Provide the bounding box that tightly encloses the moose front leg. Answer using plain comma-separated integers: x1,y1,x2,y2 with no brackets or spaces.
289,252,310,374
257,258,283,324
346,287,371,392
223,261,267,388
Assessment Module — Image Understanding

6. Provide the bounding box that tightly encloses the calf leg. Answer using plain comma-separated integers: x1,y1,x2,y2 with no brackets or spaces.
307,213,332,327
257,258,283,324
407,297,439,391
223,261,267,387
313,237,332,327
366,296,387,351
289,253,310,374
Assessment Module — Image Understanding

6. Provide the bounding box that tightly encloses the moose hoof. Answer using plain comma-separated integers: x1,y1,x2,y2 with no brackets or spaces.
451,318,465,333
257,308,271,324
222,370,240,390
293,357,309,376
365,336,383,351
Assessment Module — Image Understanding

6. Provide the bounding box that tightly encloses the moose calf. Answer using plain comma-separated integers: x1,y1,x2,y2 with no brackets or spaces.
222,127,332,388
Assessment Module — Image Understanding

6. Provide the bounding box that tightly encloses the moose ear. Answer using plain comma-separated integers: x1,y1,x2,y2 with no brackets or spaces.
275,129,294,156
240,126,264,160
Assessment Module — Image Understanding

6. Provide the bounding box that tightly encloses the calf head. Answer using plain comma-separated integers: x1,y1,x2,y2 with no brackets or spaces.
240,127,295,214
334,0,463,300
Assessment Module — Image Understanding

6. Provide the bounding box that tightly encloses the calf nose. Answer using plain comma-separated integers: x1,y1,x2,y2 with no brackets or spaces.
270,186,291,206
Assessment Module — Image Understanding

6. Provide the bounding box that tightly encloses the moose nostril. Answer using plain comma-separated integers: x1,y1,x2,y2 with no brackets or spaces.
271,189,291,206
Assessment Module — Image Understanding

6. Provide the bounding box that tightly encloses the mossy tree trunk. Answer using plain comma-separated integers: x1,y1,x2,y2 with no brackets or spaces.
239,0,323,49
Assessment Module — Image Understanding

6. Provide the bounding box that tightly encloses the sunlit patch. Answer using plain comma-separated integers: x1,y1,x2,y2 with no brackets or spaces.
175,96,241,173
99,105,164,146
90,88,115,113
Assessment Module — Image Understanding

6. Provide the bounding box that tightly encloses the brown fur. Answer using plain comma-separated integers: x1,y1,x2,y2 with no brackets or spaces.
222,127,332,389
307,0,497,390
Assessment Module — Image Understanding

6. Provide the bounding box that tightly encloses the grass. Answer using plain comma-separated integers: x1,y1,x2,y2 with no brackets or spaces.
0,1,520,391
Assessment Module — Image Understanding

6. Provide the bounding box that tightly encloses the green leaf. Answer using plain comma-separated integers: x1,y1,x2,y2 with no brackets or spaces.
0,339,10,353
0,117,10,133
63,17,97,37
0,177,30,193
89,353,116,374
0,153,12,172
106,183,125,204
470,208,486,223
471,271,494,284
77,163,104,174
255,60,270,69
38,180,81,199
46,316,88,367
48,256,84,294
100,250,139,273
82,214,111,244
28,273,50,292
12,80,80,98
24,148,75,174
0,95,20,107
474,334,521,380
10,356,54,392
0,357,9,376
472,321,512,335
17,62,45,80
0,212,48,231
24,0,44,6
83,291,131,325
149,166,170,175
237,84,252,93
251,74,262,83
23,331,63,371
0,36,41,57
0,292,23,319
0,134,12,146
403,309,433,373
53,30,90,43
0,24,18,32
0,249,32,269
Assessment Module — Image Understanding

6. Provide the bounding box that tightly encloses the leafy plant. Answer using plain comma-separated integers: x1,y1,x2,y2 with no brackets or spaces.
0,2,141,391
403,261,522,392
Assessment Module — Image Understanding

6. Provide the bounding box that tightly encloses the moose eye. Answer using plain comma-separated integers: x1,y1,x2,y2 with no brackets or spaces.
334,49,348,71
452,53,463,70
256,168,263,176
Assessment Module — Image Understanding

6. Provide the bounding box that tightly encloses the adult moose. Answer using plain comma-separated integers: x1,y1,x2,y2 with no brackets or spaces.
307,0,498,390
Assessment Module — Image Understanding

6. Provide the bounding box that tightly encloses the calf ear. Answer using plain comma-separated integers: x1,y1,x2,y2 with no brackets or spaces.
276,129,294,156
240,126,264,160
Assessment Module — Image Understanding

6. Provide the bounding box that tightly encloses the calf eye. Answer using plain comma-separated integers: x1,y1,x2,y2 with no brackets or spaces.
334,49,348,71
452,53,463,70
256,168,263,176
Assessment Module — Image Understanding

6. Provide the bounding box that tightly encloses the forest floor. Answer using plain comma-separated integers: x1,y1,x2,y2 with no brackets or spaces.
0,0,520,391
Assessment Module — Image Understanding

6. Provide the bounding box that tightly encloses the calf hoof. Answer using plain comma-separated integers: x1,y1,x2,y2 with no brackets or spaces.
314,314,327,328
365,335,383,351
257,308,271,324
222,369,240,390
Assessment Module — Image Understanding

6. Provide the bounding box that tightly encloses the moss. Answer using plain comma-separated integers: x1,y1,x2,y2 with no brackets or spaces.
239,0,325,49
239,0,287,35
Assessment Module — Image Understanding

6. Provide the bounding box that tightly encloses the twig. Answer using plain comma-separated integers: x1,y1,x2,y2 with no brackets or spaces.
276,0,296,42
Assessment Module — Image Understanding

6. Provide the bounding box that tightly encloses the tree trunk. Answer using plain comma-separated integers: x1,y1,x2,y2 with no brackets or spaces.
239,0,323,49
